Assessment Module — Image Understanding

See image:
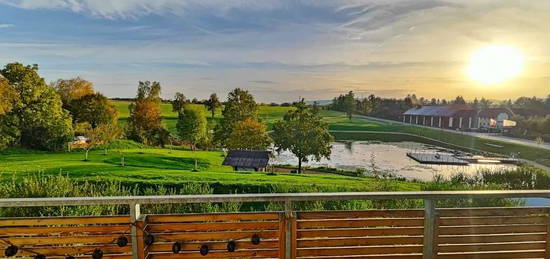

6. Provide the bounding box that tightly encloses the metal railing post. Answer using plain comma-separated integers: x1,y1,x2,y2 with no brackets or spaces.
284,200,293,259
423,199,437,259
130,203,141,259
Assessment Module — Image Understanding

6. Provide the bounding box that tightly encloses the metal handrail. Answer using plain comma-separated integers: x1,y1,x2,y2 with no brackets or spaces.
0,190,549,207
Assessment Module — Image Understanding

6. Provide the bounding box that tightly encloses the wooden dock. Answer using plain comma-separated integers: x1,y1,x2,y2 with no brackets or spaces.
407,152,469,165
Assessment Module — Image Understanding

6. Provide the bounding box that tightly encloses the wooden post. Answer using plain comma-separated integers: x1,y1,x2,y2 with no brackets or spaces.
278,213,286,259
284,200,295,259
130,203,141,259
423,199,437,259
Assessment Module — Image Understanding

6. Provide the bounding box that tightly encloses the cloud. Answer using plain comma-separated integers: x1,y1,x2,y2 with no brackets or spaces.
248,80,278,84
0,23,14,28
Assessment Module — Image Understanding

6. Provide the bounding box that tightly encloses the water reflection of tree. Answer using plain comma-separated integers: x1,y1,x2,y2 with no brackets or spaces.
344,141,353,152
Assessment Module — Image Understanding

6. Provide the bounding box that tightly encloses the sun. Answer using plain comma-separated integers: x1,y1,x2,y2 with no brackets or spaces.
467,45,524,84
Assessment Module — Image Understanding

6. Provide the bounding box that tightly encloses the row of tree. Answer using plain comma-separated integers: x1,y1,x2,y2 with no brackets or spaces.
329,91,550,122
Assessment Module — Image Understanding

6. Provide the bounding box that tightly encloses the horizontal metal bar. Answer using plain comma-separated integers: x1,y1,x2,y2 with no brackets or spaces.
0,190,549,208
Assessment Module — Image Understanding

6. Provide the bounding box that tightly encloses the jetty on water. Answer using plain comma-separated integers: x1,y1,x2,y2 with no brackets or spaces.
407,152,521,165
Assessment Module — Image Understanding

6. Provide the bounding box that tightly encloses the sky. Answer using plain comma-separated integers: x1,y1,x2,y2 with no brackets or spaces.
0,0,549,103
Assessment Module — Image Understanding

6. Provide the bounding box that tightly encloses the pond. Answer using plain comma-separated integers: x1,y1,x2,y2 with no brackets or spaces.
271,141,516,181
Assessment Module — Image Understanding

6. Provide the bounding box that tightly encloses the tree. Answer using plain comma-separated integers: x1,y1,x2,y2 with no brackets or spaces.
343,91,356,120
205,93,222,118
0,76,19,149
0,76,18,116
453,96,466,105
226,118,272,150
52,77,94,107
172,92,187,113
176,105,208,150
0,63,73,151
126,81,166,146
214,88,258,147
82,123,122,161
68,92,118,128
272,100,333,173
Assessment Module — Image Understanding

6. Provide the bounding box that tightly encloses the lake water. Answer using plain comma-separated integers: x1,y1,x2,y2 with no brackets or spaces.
271,141,516,181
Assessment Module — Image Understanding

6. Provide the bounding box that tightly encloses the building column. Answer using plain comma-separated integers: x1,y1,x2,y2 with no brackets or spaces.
410,115,413,124
423,116,426,125
449,117,453,128
468,117,472,129
415,116,419,124
403,116,406,123
438,117,442,128
459,117,463,129
430,117,434,127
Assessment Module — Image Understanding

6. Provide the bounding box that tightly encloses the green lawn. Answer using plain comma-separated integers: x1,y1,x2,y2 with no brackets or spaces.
0,147,419,193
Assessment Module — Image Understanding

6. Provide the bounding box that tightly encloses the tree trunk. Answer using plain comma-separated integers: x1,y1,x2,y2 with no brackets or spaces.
211,110,215,118
298,158,302,174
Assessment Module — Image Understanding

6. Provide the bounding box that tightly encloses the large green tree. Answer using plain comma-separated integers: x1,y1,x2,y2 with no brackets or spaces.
205,93,222,118
0,63,73,151
214,88,258,147
272,100,333,173
126,81,168,146
226,118,272,150
68,92,118,128
176,105,208,150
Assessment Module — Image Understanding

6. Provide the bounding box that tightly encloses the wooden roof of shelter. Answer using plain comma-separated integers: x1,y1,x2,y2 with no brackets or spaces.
222,150,271,168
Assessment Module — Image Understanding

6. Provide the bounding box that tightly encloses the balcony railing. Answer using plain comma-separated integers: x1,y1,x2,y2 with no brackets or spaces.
0,190,549,259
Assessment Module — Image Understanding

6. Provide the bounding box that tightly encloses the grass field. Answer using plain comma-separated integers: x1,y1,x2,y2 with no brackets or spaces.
0,145,419,193
1,101,548,195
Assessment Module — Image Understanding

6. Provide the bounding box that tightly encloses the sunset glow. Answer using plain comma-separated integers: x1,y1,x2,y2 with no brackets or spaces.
467,45,524,84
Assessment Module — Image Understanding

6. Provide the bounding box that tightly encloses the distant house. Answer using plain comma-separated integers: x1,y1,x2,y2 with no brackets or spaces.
222,150,271,171
402,105,515,130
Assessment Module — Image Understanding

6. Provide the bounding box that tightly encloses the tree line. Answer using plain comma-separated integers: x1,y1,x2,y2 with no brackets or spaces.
0,63,333,173
329,91,550,139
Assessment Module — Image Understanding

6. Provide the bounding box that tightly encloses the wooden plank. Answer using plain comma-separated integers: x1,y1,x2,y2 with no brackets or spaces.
278,214,286,259
147,249,279,258
439,225,547,235
437,251,546,259
297,246,423,257
438,233,546,244
291,214,297,259
298,218,424,229
298,227,424,238
298,236,423,248
148,240,279,252
10,244,130,256
147,213,279,223
297,255,422,259
147,221,278,233
75,255,132,259
546,222,550,259
136,219,146,259
438,207,550,217
154,230,279,242
439,216,548,226
298,210,423,220
0,216,129,226
438,242,546,253
2,235,131,246
0,224,130,236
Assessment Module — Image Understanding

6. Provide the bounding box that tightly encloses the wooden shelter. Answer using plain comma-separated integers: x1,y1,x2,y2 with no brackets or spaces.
222,150,271,171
